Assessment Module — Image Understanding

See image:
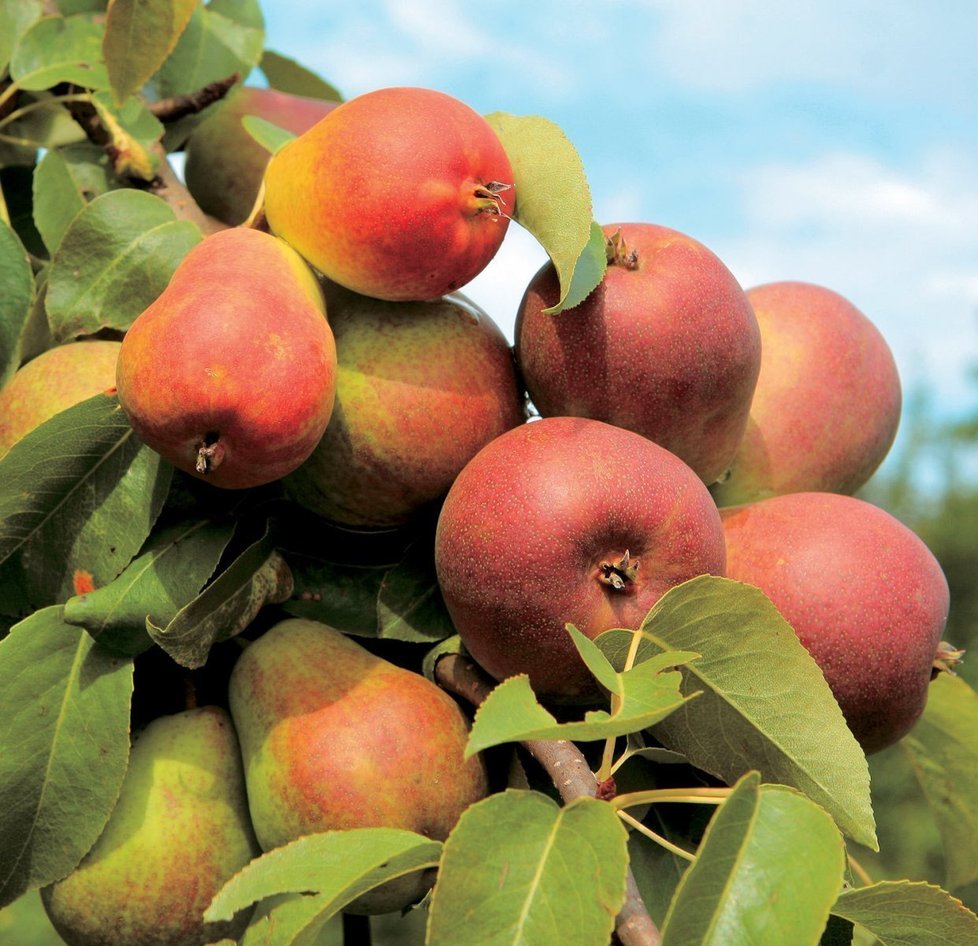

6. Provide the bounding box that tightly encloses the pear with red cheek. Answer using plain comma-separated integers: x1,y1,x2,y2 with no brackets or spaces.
515,223,761,486
0,339,121,458
115,227,337,489
435,416,727,702
184,86,339,226
228,618,489,914
284,281,526,529
263,86,515,302
711,281,902,506
721,491,952,755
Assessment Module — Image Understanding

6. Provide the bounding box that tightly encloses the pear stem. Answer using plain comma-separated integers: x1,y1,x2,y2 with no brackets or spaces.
434,653,662,946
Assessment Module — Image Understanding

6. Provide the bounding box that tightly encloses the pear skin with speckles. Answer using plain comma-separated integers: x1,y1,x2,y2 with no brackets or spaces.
115,227,337,489
228,618,488,913
41,706,260,946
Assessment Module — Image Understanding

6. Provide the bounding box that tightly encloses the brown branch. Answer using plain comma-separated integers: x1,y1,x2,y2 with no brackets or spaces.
148,72,240,123
148,144,226,234
433,653,661,946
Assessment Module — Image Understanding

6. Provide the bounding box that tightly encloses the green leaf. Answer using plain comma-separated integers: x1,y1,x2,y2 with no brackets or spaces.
282,553,385,636
598,575,877,850
32,144,122,255
9,14,111,92
239,895,343,946
484,112,605,313
0,392,171,608
0,0,43,71
465,638,699,757
660,773,847,946
89,91,165,181
0,220,35,387
46,188,200,341
102,0,197,104
376,539,455,643
155,0,264,99
147,525,293,668
832,880,978,945
0,606,133,907
63,518,235,656
260,50,343,102
205,828,442,938
427,790,628,946
901,673,978,890
242,115,295,155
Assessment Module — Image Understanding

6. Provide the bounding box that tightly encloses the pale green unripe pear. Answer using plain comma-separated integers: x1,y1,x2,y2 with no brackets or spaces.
41,706,260,946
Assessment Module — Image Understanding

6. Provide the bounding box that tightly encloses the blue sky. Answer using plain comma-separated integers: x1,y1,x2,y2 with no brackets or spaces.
260,1,978,438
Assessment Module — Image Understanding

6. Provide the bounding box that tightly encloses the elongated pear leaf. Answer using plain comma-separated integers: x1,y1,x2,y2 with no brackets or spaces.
660,773,846,946
239,894,344,946
0,393,171,608
0,607,133,907
155,0,264,99
598,575,877,849
0,220,35,387
9,13,111,91
242,115,295,155
147,525,293,668
832,880,978,945
427,790,628,946
32,144,122,255
485,112,605,312
0,0,43,71
89,91,164,180
901,673,978,889
63,519,235,656
465,634,699,757
206,829,442,936
260,50,343,102
47,188,200,340
376,539,455,643
102,0,197,104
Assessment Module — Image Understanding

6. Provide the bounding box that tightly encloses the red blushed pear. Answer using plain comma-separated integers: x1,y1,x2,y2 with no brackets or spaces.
228,618,488,914
284,282,526,529
263,86,515,302
434,416,727,702
184,86,339,226
0,339,121,458
721,492,953,755
515,223,761,486
711,280,902,507
115,227,337,489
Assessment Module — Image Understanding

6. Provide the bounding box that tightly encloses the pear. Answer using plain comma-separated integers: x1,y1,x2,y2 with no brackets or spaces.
184,86,338,226
115,227,337,489
41,706,260,946
0,340,121,458
228,618,488,913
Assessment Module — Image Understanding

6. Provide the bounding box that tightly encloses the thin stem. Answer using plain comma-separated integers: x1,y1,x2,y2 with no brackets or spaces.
618,810,696,862
612,787,731,810
0,81,19,117
597,628,645,782
0,185,9,228
0,92,93,133
434,653,662,946
846,852,875,888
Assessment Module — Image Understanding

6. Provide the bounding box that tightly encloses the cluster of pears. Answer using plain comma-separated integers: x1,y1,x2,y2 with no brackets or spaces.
42,620,488,945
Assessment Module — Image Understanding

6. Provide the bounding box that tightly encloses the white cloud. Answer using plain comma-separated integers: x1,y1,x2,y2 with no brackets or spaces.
714,148,978,417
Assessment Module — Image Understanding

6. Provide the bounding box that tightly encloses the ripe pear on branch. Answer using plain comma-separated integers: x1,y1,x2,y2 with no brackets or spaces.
115,227,337,489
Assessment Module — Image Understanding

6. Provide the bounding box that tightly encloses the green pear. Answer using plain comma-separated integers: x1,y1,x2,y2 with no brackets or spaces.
228,618,488,913
41,706,260,946
0,340,121,459
184,86,338,226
